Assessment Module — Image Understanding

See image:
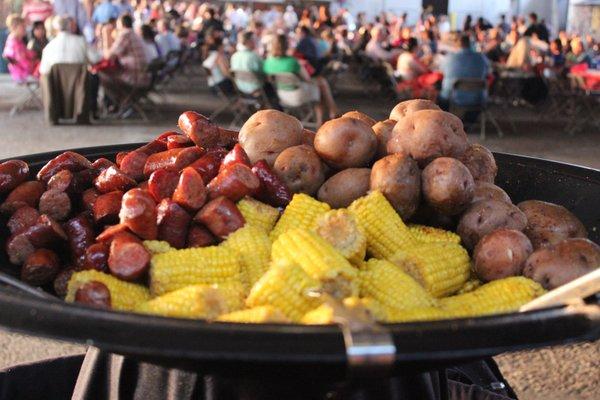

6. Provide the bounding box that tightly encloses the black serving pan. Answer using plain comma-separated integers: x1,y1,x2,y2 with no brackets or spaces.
0,144,598,377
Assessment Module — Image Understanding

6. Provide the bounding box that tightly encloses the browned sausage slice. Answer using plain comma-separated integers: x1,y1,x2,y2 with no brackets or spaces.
157,198,191,249
108,232,151,281
7,206,39,235
37,151,93,182
94,166,136,193
147,169,179,202
64,214,96,267
143,147,203,177
119,189,157,240
194,196,245,238
172,167,207,211
74,281,111,308
93,190,124,225
167,135,193,149
188,148,227,184
1,181,45,215
6,234,35,265
96,223,129,243
83,242,109,272
81,188,100,213
187,224,217,248
25,214,68,248
119,150,149,182
207,163,260,202
38,190,71,221
0,160,29,193
21,249,60,286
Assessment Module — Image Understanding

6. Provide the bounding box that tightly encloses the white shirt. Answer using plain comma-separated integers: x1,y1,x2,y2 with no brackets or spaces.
395,52,426,80
155,31,180,58
39,32,100,75
202,51,225,86
143,41,159,63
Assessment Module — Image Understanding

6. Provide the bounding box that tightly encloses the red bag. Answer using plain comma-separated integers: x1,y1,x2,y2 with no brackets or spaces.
91,59,120,74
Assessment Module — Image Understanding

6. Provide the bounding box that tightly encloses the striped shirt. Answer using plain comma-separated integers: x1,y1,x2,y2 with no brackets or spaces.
107,28,150,87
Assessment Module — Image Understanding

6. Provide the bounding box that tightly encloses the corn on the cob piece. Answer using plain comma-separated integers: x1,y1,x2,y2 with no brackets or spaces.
143,240,174,254
343,297,389,322
66,270,150,311
390,242,470,298
270,194,330,240
246,260,322,322
440,277,545,317
457,278,482,294
348,191,416,259
385,306,449,323
150,246,241,296
221,225,271,290
136,285,227,319
300,296,386,325
237,197,280,233
272,229,358,298
217,306,290,323
408,224,461,244
359,259,437,311
313,209,367,265
213,280,246,311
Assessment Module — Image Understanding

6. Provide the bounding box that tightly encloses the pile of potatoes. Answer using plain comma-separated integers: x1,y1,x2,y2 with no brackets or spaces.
238,102,599,290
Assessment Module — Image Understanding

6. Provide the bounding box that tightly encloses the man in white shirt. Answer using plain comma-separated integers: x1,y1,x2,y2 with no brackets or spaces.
39,15,100,75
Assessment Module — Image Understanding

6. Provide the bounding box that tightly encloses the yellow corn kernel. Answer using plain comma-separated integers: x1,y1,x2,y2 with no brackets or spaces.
66,270,150,311
457,278,482,294
212,280,246,311
217,306,290,323
301,303,337,325
440,277,545,317
314,209,367,265
150,246,241,296
408,224,461,244
237,197,280,233
246,260,323,322
143,240,174,254
272,229,358,298
359,259,437,311
221,225,271,290
390,242,470,298
301,296,387,325
348,191,416,259
136,285,227,319
385,306,450,323
270,194,330,240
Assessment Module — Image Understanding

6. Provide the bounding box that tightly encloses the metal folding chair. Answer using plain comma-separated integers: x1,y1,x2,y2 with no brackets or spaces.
230,70,271,128
269,72,317,129
9,79,42,117
450,78,504,140
203,66,237,122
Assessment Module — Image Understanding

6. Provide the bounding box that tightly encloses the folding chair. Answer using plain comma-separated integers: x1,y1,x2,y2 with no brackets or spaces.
230,70,270,128
5,57,42,117
449,78,504,140
203,66,237,122
269,72,318,129
565,73,600,135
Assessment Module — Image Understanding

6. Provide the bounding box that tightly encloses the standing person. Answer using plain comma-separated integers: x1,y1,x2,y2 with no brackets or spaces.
365,25,400,63
113,0,134,17
463,15,472,33
3,14,38,82
498,14,510,35
524,13,549,42
92,0,119,26
21,0,54,25
27,21,48,60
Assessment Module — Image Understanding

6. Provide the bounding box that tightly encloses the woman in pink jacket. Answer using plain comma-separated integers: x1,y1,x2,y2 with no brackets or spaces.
3,14,39,82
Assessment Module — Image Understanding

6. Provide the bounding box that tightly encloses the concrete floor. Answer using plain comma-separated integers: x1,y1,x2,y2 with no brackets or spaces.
0,72,598,399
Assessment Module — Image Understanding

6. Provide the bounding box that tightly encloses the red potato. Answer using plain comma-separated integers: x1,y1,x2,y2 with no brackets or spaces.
96,223,128,243
252,160,292,207
459,144,498,183
147,169,179,202
472,182,511,204
178,111,238,149
119,189,158,240
317,168,371,209
64,214,95,267
189,148,228,184
0,181,45,215
387,110,468,167
473,229,533,282
7,206,39,235
341,110,377,126
81,188,100,212
389,99,441,122
119,150,149,182
372,119,396,158
53,267,76,298
172,167,207,211
74,281,111,309
21,249,60,286
157,198,192,249
166,134,193,149
219,143,252,172
186,224,217,248
207,163,260,202
273,145,325,196
314,117,377,169
36,151,92,182
370,154,421,220
82,242,109,272
194,196,245,238
108,232,151,281
517,200,587,249
91,158,116,172
523,238,600,289
94,166,136,193
302,128,316,146
38,190,71,221
422,157,474,216
0,160,29,193
143,147,203,177
93,190,124,225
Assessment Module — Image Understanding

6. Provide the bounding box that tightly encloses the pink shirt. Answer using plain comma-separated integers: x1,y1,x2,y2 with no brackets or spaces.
2,34,37,82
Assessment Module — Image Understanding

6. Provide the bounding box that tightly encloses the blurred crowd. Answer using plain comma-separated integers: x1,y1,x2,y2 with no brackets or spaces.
2,1,600,122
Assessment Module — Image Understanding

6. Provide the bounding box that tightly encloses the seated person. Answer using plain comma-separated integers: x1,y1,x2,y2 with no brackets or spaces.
548,39,565,69
395,37,427,80
566,37,591,67
27,21,48,60
202,37,234,96
155,18,181,67
2,14,38,82
439,35,489,109
139,24,160,63
365,25,400,63
230,30,265,95
263,34,338,127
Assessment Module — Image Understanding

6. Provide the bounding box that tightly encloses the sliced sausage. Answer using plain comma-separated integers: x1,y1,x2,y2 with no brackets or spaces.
64,214,95,267
187,224,217,248
96,223,129,243
178,111,224,148
7,206,39,235
24,214,68,248
143,147,203,177
188,148,228,184
167,135,193,149
82,242,109,272
147,169,179,202
157,199,191,249
0,160,29,193
108,232,151,281
74,281,111,309
47,170,74,192
81,188,100,213
207,163,260,202
6,233,35,265
219,143,251,172
115,152,128,167
93,190,124,225
53,267,76,298
94,166,136,193
172,167,207,211
38,190,71,221
1,181,45,215
91,158,116,172
135,131,176,155
21,249,60,286
37,151,92,182
251,160,292,207
119,188,157,240
194,196,245,238
119,150,149,182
